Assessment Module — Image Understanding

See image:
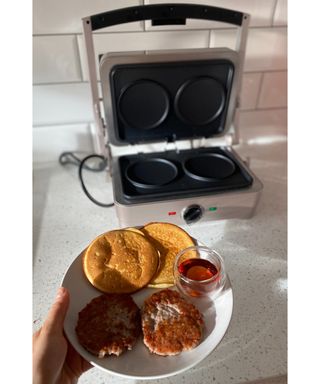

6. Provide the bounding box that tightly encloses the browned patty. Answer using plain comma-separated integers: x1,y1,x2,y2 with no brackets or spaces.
76,294,140,358
141,289,204,356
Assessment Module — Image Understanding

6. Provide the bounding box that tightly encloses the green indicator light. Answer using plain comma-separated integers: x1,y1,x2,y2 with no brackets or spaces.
209,207,217,211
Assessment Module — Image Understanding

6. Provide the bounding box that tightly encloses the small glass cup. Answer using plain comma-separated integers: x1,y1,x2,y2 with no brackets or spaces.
174,246,226,299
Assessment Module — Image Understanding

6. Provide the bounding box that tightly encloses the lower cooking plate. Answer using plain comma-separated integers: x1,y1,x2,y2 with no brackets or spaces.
116,147,253,202
125,158,178,189
183,153,235,182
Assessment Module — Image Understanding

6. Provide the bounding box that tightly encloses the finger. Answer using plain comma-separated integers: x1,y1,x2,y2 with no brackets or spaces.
33,328,41,339
66,341,93,374
43,287,70,335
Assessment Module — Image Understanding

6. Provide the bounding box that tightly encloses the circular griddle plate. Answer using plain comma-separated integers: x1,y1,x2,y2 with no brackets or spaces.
183,153,236,182
126,158,178,189
175,76,226,125
118,80,170,130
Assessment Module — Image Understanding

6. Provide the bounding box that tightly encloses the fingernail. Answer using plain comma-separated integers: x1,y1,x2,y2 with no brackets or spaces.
55,287,66,302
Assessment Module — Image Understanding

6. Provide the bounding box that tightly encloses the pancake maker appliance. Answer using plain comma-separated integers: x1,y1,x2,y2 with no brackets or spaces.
82,4,263,227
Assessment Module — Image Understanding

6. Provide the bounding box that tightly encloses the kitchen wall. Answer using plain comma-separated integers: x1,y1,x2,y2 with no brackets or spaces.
33,0,287,163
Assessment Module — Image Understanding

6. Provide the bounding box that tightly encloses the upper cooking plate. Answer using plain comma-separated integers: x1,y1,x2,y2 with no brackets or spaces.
101,49,240,145
118,79,170,130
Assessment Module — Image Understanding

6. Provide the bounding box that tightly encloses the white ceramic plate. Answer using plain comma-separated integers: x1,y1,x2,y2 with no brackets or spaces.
62,250,233,380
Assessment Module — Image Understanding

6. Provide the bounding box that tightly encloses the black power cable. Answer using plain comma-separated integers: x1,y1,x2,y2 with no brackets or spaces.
59,151,114,208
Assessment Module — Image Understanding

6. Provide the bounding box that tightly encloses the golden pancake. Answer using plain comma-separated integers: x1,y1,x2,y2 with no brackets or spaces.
83,230,159,293
125,227,145,236
141,223,195,286
125,227,163,274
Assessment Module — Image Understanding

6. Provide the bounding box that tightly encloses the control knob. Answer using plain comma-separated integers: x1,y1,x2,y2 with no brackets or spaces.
182,204,204,224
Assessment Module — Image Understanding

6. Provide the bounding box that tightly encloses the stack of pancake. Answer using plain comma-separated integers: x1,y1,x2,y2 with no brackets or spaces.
82,222,195,293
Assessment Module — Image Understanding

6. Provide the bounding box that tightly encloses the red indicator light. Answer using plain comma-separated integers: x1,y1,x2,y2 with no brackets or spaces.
168,211,177,216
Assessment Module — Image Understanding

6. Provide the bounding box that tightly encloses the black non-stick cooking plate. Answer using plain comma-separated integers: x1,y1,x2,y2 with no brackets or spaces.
174,76,226,126
116,147,253,202
109,59,234,144
118,80,170,130
183,153,235,182
125,158,178,189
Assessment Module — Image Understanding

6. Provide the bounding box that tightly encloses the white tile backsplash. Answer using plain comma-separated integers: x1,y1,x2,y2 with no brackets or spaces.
33,35,82,84
33,124,94,163
78,30,209,81
240,73,263,110
145,0,277,29
33,0,144,34
258,71,287,109
33,83,94,126
210,27,287,72
239,108,287,136
273,0,288,26
32,0,287,162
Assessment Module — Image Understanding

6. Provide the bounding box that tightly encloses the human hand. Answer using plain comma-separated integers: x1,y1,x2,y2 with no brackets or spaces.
33,287,92,384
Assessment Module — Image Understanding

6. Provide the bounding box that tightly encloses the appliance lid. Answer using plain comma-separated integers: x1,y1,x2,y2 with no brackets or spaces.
100,48,241,146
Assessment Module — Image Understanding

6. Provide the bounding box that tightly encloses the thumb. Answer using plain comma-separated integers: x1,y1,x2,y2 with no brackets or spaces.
43,287,70,335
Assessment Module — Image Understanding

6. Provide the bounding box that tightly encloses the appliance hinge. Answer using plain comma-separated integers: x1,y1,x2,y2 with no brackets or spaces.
129,144,145,155
190,137,206,149
105,140,112,166
95,100,107,134
165,137,180,154
90,99,109,158
229,104,240,145
164,134,180,153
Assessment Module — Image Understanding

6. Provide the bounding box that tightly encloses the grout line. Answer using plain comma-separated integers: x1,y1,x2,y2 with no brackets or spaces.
33,81,89,86
271,0,279,26
208,30,214,48
244,69,287,75
32,122,93,129
255,72,265,109
33,80,103,86
240,106,287,113
74,35,84,81
32,25,287,38
32,70,287,87
206,29,211,48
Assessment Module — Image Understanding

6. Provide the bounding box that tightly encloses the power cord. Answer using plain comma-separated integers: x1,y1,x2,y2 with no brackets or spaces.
58,151,114,208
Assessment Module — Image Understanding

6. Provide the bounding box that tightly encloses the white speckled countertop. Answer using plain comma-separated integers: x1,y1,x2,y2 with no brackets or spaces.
33,118,287,384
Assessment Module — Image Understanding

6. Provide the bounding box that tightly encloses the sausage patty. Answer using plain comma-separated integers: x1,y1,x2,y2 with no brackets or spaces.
76,293,140,358
141,289,204,356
